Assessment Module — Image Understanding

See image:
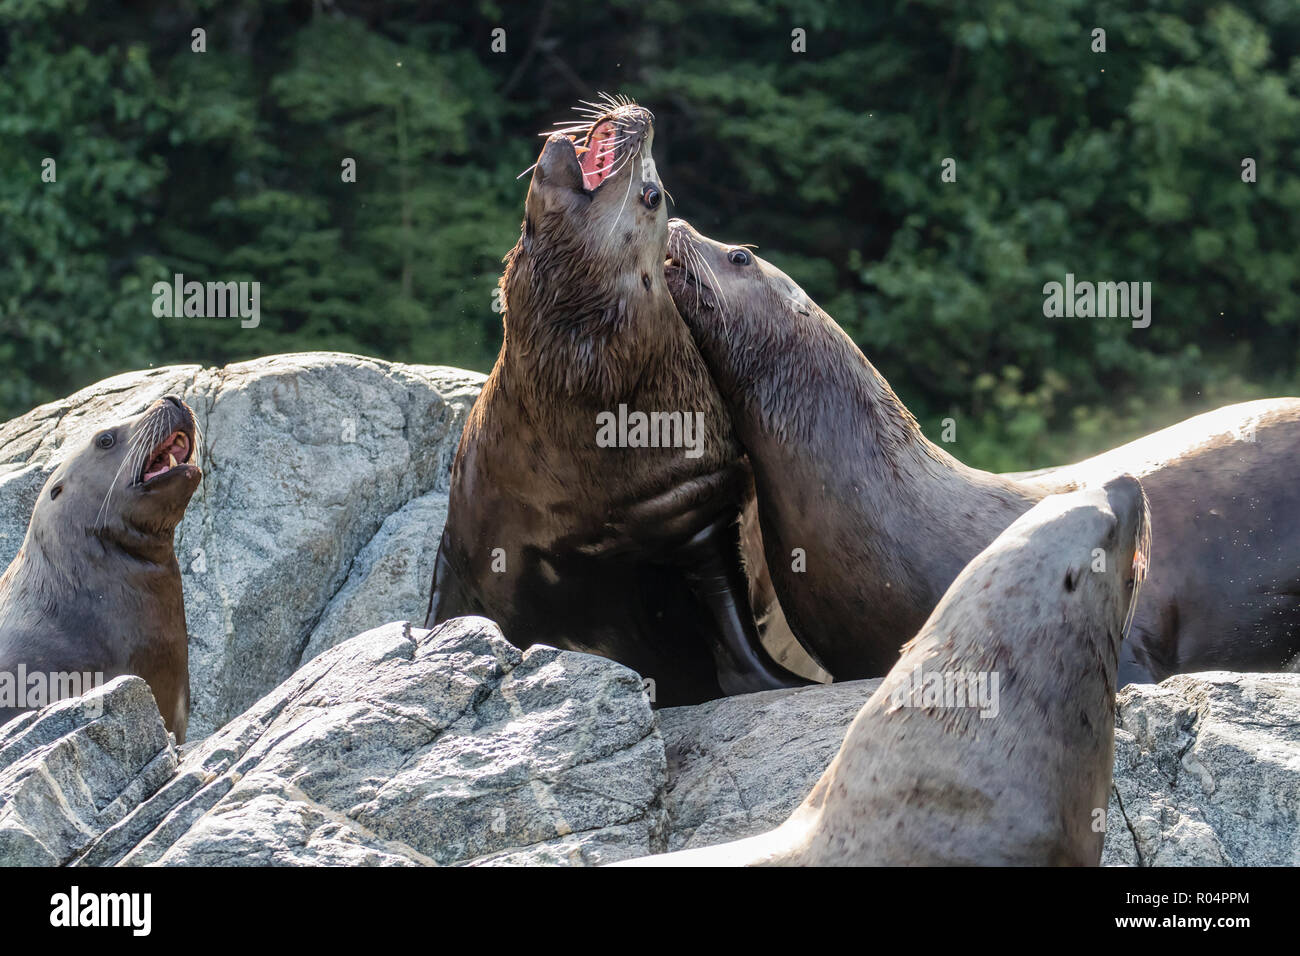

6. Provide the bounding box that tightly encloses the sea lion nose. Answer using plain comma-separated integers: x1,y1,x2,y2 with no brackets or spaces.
164,395,183,408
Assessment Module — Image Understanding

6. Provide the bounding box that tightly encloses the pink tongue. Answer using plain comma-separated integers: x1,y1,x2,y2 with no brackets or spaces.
580,122,616,189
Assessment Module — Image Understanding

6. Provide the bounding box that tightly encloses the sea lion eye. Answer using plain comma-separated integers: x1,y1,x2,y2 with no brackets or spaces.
49,485,62,500
728,249,752,266
96,432,115,449
641,184,661,209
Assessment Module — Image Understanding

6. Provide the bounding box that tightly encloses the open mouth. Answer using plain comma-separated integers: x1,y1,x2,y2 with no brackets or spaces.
538,97,652,193
664,250,714,300
140,429,194,484
664,255,697,286
575,119,619,190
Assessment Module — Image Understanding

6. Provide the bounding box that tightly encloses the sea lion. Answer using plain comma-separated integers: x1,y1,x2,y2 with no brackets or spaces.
424,97,807,705
619,476,1150,866
0,396,201,741
664,218,1300,685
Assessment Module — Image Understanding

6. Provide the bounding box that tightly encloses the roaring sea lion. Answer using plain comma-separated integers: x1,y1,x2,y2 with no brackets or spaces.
0,396,201,741
664,218,1300,685
619,476,1150,866
424,98,806,705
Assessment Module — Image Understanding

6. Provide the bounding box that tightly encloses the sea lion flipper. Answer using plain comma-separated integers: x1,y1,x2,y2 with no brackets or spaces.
1117,634,1157,685
424,537,478,628
677,516,812,695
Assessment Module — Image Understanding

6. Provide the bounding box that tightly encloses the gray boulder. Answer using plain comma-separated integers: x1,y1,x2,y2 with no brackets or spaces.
5,358,1299,867
4,632,1297,866
653,672,1300,865
0,353,484,739
657,680,876,850
76,618,666,867
0,677,177,865
301,490,449,664
1104,672,1300,866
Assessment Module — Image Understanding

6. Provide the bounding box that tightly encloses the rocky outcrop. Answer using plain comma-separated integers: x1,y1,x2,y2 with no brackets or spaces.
1103,672,1300,866
2,621,1297,866
0,677,177,865
74,618,665,867
301,491,449,664
657,680,876,850
0,353,484,739
2,357,1298,867
653,672,1300,866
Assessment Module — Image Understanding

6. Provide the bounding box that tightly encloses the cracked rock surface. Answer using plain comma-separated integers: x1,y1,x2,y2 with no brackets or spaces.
654,673,1300,865
0,677,178,865
1103,672,1300,866
3,358,1297,866
2,626,1297,866
0,353,484,739
657,680,877,850
73,618,666,867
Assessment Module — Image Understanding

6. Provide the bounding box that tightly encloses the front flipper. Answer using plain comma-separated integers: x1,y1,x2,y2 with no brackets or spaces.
1117,628,1158,687
677,516,813,695
424,535,481,628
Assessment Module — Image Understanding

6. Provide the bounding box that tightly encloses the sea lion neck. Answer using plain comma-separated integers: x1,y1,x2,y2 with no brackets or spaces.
103,521,183,566
23,506,179,585
666,218,1053,677
498,240,685,405
731,299,1020,500
705,293,1044,665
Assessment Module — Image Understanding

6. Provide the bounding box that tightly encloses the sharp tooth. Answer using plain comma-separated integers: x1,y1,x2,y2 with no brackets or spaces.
168,453,177,468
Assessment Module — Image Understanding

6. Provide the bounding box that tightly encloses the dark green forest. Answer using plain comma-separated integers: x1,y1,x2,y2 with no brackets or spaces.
2,0,1298,470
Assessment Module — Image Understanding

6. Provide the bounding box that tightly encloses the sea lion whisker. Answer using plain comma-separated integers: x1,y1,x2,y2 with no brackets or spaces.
601,141,640,187
133,413,166,475
95,420,155,531
671,234,710,311
1122,505,1152,640
685,242,717,318
193,417,204,467
602,138,644,238
693,242,731,321
681,242,706,314
606,163,638,238
95,456,135,532
588,138,629,164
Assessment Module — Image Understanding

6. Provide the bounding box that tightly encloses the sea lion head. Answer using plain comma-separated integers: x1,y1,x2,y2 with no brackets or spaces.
513,95,668,292
665,217,811,308
963,473,1151,667
34,396,202,560
501,96,677,398
664,218,819,392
